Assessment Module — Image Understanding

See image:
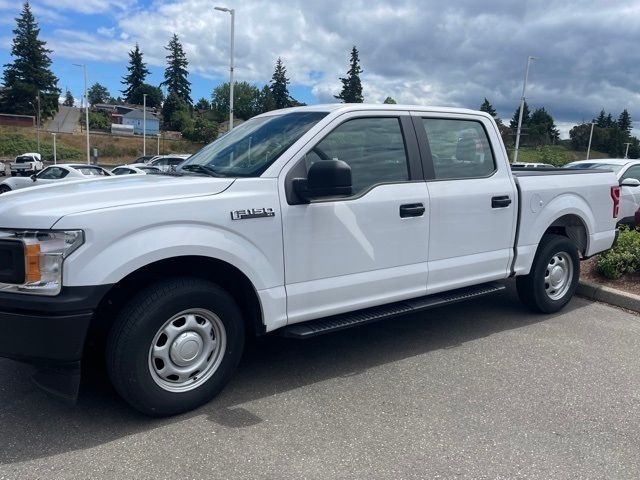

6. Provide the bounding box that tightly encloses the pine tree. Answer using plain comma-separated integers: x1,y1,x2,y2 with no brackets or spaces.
87,83,110,105
595,109,607,128
335,46,364,103
509,101,531,131
618,109,632,136
529,107,560,145
257,85,276,113
121,44,150,103
480,98,497,118
195,97,210,111
269,58,292,109
383,96,397,104
63,89,74,107
1,2,60,118
160,34,191,104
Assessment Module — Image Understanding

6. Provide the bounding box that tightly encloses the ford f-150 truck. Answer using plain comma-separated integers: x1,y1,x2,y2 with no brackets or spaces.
0,105,619,416
10,152,43,176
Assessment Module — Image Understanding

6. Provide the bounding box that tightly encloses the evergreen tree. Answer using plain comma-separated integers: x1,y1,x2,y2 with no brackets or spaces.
334,46,364,103
63,89,74,107
605,113,614,127
509,101,531,131
595,109,608,128
257,85,276,113
161,91,189,130
269,57,292,109
529,107,560,145
383,96,397,104
480,98,497,118
87,82,110,105
121,44,150,102
1,2,60,118
160,34,191,104
618,109,632,136
195,97,210,111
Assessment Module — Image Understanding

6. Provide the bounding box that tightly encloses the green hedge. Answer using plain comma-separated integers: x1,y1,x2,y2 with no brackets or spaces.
596,227,640,279
0,132,82,162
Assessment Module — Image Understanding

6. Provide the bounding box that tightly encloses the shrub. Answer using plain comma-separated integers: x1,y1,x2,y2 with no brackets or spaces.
596,227,640,279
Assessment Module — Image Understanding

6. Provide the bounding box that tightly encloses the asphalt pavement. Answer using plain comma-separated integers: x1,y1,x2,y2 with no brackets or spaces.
46,106,80,134
1,282,639,479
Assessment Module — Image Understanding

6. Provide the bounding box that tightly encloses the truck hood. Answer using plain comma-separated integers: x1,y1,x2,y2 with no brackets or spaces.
0,174,235,229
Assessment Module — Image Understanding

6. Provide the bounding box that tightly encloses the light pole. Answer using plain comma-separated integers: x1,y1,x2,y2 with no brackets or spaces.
157,134,161,155
215,6,235,131
586,121,595,160
143,93,147,156
73,63,90,164
624,142,631,159
513,56,537,163
51,132,57,164
36,90,41,154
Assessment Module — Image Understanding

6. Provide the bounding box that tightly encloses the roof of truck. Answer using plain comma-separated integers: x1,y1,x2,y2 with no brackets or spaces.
257,103,488,117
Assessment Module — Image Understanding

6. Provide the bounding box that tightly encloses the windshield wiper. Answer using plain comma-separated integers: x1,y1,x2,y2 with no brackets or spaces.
180,164,225,177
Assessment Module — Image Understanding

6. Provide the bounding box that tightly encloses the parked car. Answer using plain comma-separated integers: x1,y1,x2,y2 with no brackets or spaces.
10,153,43,176
0,164,112,194
112,164,162,175
564,159,640,226
146,154,191,172
0,160,9,177
0,104,619,416
511,162,554,168
134,155,157,164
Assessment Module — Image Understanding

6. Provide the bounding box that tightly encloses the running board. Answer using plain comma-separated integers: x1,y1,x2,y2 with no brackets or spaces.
281,282,506,339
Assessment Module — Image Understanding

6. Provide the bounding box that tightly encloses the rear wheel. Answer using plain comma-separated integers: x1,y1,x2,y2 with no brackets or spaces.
516,234,580,313
0,185,11,194
106,277,244,416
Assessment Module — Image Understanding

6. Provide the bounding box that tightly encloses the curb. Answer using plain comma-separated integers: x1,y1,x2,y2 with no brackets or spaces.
577,280,640,313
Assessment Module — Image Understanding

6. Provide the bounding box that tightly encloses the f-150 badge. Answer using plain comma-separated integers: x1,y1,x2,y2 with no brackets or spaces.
230,208,275,220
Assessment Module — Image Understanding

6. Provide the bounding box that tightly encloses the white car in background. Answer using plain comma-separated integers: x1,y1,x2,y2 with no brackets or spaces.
112,164,162,175
146,154,190,172
564,158,640,226
10,153,44,176
0,164,112,194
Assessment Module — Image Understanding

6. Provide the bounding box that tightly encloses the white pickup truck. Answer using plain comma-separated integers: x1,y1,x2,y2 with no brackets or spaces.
10,152,44,176
0,104,619,416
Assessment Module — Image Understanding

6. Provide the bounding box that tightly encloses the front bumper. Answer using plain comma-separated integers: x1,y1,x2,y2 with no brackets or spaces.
0,285,111,401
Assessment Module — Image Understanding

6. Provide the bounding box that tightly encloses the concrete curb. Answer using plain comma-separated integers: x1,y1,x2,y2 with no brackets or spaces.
577,280,640,313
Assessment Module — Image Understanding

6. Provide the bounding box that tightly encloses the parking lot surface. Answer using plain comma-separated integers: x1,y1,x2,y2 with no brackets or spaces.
1,283,639,479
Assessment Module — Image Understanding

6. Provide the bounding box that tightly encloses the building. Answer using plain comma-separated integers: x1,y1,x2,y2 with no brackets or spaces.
122,109,160,135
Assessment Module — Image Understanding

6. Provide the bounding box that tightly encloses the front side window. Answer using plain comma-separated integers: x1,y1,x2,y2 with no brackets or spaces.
37,167,68,180
422,119,495,180
180,112,327,177
621,165,640,181
303,117,409,195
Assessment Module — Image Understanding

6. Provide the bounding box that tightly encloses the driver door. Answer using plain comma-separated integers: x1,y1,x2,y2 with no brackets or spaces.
279,112,429,324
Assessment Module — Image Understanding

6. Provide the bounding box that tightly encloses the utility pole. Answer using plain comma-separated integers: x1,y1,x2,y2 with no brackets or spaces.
51,133,57,164
143,93,147,156
157,134,160,155
624,142,631,159
586,121,595,160
513,56,537,163
73,63,90,164
215,6,235,131
36,90,41,154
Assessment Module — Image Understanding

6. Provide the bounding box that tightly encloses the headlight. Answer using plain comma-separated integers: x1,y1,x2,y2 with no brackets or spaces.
0,229,84,296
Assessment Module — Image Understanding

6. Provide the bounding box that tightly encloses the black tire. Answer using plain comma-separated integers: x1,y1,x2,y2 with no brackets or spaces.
106,277,244,416
516,234,580,314
0,185,11,194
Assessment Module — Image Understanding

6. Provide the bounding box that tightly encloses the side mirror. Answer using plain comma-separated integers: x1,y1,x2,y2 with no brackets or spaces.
293,159,352,203
620,178,640,188
30,174,37,182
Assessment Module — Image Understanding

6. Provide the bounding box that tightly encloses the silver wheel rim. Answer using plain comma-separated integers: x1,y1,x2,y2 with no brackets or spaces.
544,251,573,301
148,308,226,393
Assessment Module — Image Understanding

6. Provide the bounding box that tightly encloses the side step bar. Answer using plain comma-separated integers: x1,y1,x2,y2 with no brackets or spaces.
281,282,505,339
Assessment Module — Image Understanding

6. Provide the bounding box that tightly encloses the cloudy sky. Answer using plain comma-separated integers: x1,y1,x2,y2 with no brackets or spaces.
1,0,640,137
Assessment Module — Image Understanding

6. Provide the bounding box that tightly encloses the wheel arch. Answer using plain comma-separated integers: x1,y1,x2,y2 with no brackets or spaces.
543,213,589,255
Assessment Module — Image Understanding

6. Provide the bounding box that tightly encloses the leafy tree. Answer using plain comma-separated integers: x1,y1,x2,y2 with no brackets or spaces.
509,101,530,132
480,98,497,117
183,117,219,143
618,109,632,136
335,46,364,103
269,57,293,109
129,83,163,108
257,85,276,114
121,44,150,102
160,34,191,104
1,2,60,118
211,81,260,121
63,89,74,107
88,110,110,130
383,96,397,104
161,91,189,129
87,82,110,105
529,107,560,145
195,97,210,111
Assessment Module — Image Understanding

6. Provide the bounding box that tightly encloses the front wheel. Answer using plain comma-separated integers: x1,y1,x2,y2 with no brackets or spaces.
516,234,580,314
106,278,245,416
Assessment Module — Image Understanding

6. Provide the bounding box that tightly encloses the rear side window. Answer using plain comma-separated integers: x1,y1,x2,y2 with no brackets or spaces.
304,117,409,195
422,119,495,180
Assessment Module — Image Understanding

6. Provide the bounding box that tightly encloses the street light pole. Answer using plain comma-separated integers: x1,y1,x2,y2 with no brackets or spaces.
157,134,160,155
36,90,41,154
51,132,57,164
143,93,147,156
513,56,537,163
586,121,595,160
624,142,631,159
73,63,90,164
215,6,235,131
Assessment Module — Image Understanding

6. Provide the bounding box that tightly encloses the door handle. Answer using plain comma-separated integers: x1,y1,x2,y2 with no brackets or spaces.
491,195,512,208
400,203,425,218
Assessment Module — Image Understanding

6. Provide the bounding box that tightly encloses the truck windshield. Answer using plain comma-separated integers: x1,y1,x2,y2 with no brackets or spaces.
179,112,327,177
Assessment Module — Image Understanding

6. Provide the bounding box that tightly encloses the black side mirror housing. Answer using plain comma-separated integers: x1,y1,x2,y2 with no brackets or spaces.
30,174,37,181
293,159,352,202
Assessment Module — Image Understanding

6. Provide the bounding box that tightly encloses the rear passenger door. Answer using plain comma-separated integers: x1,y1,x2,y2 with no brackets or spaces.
412,114,517,294
280,112,429,324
